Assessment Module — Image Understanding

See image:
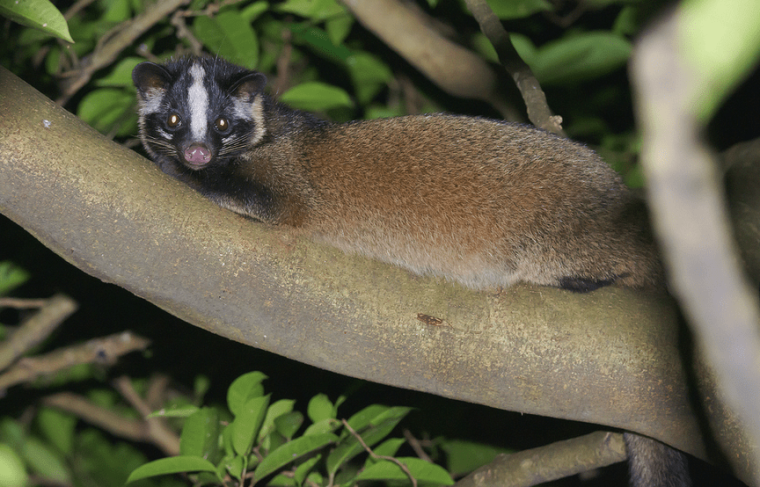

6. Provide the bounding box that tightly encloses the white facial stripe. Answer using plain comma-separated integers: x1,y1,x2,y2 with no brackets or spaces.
249,95,266,145
188,63,209,141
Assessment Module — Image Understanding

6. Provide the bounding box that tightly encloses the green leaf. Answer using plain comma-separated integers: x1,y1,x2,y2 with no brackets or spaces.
280,82,353,112
294,454,321,486
102,0,132,23
365,105,405,120
0,0,73,42
441,439,509,476
231,394,270,455
302,417,338,436
227,371,267,416
366,438,406,463
22,436,70,483
222,454,245,480
530,31,632,85
354,457,454,485
180,407,220,459
76,88,136,136
44,45,61,75
277,0,346,21
326,13,353,45
241,0,269,22
0,444,27,487
95,57,144,87
290,24,352,64
269,473,298,486
470,32,498,63
36,408,76,455
327,407,411,475
0,261,30,296
509,33,537,65
126,456,218,483
344,404,388,432
307,394,335,423
259,399,296,442
253,433,338,480
681,0,760,121
193,11,259,69
275,411,305,439
484,0,551,19
347,52,392,105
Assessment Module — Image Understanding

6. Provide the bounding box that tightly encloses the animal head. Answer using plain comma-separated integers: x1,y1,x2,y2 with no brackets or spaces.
132,57,267,173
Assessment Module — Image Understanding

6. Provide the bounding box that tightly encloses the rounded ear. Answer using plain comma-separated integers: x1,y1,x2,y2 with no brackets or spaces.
230,72,267,100
132,62,172,95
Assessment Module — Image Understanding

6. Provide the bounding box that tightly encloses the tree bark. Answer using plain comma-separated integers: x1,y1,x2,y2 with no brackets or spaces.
0,66,755,484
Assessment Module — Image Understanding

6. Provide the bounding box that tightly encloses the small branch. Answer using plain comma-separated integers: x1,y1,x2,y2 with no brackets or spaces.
114,376,181,456
57,0,189,104
170,11,204,56
43,390,179,457
403,429,433,463
455,431,626,487
342,419,417,487
463,0,564,135
0,331,149,390
43,392,150,442
0,294,78,371
0,297,49,309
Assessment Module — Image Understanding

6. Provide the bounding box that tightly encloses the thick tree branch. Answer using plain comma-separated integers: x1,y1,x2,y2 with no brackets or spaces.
631,10,760,483
0,67,756,484
340,0,509,116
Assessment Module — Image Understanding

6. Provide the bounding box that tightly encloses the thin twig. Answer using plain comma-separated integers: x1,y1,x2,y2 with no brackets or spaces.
0,294,78,371
341,419,417,487
0,331,149,390
403,429,433,463
0,297,49,309
113,375,181,456
44,392,152,442
171,11,203,56
43,390,179,457
463,0,564,135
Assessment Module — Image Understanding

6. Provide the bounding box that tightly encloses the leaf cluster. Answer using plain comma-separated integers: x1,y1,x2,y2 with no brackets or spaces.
128,371,454,487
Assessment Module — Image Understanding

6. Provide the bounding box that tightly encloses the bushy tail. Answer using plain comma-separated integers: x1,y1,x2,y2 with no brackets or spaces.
624,433,691,487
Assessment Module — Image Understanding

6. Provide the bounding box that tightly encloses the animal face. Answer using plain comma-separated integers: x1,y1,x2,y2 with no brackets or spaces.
132,57,267,175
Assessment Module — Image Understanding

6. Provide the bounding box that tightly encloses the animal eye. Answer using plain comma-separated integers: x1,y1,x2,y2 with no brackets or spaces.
214,117,229,132
166,113,181,128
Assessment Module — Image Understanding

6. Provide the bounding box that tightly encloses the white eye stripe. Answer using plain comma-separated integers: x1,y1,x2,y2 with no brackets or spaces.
249,95,266,145
188,63,209,141
139,87,165,116
232,97,253,121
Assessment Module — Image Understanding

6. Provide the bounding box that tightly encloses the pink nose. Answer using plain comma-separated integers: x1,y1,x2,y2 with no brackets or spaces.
184,144,211,166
